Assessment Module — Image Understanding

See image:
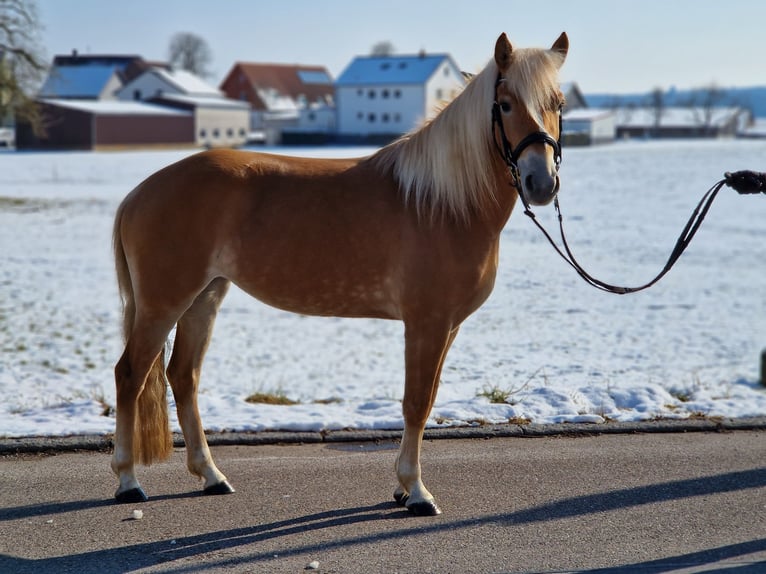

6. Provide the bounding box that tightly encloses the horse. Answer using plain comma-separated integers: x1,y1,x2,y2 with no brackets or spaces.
111,32,569,516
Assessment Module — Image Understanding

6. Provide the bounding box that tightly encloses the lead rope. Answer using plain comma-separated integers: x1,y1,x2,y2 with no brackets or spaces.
522,170,766,295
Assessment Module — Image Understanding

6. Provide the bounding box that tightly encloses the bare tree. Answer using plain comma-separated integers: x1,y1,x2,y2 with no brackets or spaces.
693,83,726,136
0,0,47,133
371,41,395,57
647,87,665,137
167,32,212,78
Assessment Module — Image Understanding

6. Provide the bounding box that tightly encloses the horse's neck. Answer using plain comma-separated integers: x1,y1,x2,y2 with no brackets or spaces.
474,164,518,235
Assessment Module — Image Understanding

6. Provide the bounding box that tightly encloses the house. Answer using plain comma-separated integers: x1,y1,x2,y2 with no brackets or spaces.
334,52,465,143
615,106,751,139
38,53,146,100
15,99,194,150
562,108,616,145
219,63,336,144
118,67,250,147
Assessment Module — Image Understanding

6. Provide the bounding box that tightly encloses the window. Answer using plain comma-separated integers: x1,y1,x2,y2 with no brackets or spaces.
200,129,207,138
133,90,141,101
382,89,390,99
212,129,220,138
443,66,450,77
368,113,376,123
435,89,443,100
394,89,401,98
226,128,234,137
368,89,376,99
308,112,316,121
239,128,246,136
382,113,390,123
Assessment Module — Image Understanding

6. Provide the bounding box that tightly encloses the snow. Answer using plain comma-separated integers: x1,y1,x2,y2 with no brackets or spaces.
41,99,191,116
1,139,765,438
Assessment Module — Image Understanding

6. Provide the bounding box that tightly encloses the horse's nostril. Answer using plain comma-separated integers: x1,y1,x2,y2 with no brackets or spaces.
525,174,535,193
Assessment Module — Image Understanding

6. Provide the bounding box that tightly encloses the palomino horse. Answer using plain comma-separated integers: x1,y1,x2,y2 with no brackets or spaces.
111,32,568,516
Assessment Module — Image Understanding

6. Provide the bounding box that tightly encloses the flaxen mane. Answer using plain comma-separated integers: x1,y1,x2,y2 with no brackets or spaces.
371,47,565,222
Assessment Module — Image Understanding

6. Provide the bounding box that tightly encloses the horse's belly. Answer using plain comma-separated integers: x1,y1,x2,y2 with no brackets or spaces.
221,252,401,320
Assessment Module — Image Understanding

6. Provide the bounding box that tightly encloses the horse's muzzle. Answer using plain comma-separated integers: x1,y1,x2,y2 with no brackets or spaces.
519,156,560,206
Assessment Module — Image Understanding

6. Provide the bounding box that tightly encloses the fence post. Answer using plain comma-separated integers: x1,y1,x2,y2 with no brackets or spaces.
761,349,766,387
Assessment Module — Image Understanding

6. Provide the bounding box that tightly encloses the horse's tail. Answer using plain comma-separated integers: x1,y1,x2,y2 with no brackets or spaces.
113,201,173,466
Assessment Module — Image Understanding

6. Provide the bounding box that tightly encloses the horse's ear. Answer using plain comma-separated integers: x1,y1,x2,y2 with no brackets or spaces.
494,33,513,73
551,32,569,65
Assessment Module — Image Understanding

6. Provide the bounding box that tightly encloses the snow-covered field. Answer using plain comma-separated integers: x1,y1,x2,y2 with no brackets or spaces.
1,139,765,438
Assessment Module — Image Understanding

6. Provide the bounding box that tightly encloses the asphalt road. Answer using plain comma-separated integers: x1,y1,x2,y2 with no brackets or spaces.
1,429,765,574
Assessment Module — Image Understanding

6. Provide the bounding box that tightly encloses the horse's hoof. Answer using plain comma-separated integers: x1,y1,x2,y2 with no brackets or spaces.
115,487,148,504
204,480,235,496
393,491,408,506
407,500,442,516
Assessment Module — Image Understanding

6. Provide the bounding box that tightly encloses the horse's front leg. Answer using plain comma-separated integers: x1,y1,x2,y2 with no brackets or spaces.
167,278,234,495
395,321,459,516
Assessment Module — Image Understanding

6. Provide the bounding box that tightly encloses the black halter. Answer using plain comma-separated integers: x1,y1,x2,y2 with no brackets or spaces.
491,75,562,208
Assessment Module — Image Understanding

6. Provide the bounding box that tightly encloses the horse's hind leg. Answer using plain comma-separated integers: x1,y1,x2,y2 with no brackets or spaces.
112,313,178,502
395,321,459,516
167,277,234,495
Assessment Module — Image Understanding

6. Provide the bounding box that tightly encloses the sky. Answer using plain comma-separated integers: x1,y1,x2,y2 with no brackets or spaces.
35,0,765,94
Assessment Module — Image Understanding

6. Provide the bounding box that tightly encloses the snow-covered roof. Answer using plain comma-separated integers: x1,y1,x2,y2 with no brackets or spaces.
41,99,190,116
563,108,615,121
336,54,455,86
150,68,222,96
39,65,119,99
616,106,745,128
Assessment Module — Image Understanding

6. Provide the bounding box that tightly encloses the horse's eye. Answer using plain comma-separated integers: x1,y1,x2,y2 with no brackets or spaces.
499,102,512,113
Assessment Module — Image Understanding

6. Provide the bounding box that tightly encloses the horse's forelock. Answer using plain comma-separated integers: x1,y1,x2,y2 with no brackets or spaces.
504,48,564,127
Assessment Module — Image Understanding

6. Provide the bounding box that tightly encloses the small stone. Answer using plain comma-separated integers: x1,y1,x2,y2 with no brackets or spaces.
132,509,143,520
306,560,320,570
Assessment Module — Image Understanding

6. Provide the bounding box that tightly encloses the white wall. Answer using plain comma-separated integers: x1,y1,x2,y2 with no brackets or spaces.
196,107,250,147
117,74,176,101
424,62,464,120
336,84,425,136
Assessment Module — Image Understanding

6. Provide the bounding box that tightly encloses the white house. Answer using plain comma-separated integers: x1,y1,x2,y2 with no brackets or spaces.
562,108,616,145
334,52,465,141
117,68,250,147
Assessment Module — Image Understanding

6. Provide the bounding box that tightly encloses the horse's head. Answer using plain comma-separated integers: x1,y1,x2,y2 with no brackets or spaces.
492,32,568,207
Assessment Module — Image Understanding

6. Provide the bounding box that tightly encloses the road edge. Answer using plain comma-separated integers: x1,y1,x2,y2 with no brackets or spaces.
2,416,765,455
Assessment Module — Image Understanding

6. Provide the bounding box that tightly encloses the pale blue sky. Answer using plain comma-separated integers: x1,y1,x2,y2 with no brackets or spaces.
36,0,765,93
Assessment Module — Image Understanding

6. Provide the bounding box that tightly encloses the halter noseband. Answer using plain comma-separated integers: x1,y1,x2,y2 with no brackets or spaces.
492,75,563,207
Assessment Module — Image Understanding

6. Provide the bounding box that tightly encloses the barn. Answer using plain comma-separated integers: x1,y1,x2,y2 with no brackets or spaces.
15,99,194,150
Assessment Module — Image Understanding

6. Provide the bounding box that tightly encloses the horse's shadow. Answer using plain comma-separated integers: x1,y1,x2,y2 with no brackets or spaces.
2,468,765,573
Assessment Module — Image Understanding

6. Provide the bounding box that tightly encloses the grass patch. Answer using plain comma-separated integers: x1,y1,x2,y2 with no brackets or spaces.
312,397,343,405
508,416,531,425
245,391,299,406
476,367,544,405
477,384,515,404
